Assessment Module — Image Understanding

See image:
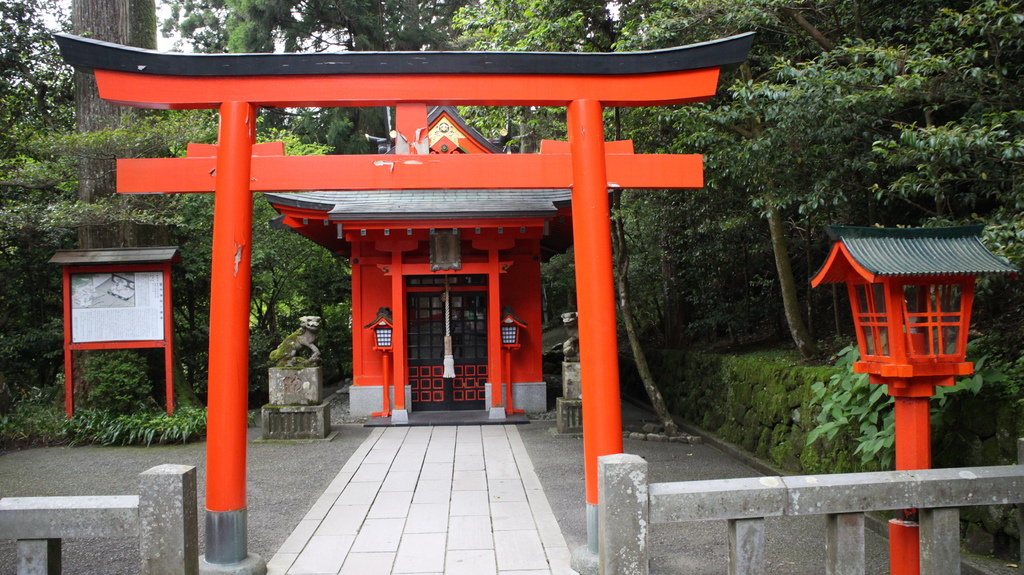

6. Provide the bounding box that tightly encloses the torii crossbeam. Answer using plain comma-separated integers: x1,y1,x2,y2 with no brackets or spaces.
57,32,752,573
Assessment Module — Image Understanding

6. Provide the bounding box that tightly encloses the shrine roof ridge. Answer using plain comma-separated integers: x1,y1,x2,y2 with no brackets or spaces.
54,33,754,78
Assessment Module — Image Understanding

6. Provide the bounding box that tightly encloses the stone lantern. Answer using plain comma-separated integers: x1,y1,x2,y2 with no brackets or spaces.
812,225,1018,575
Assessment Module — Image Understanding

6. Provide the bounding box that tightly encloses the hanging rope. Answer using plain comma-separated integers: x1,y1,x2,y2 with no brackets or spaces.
442,275,455,378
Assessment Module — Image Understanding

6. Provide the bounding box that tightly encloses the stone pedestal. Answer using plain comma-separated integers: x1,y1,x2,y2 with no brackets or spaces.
562,361,582,399
268,367,322,406
557,398,583,434
261,404,330,440
557,361,583,433
263,367,330,440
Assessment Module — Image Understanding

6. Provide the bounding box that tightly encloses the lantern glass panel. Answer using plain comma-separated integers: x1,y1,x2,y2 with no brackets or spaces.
903,284,962,358
501,325,517,345
861,325,875,356
872,284,886,314
375,326,393,348
853,284,890,358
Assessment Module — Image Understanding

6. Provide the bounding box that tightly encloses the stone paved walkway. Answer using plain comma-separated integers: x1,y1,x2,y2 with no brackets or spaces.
267,424,575,575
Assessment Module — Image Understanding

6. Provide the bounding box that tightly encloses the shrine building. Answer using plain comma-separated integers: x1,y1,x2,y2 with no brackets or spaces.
265,106,572,420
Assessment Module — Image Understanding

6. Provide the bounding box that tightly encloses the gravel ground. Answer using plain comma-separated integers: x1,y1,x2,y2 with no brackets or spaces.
1,389,1018,574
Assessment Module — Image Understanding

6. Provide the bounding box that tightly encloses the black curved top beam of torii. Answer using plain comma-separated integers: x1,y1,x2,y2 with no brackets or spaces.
54,32,754,109
56,32,754,77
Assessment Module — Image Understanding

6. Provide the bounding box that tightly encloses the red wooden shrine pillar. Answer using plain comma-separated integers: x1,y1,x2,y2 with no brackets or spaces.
205,101,258,566
389,252,409,422
568,99,624,551
488,248,506,416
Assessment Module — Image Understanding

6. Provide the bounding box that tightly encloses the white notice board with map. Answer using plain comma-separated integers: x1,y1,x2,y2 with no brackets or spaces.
70,271,165,343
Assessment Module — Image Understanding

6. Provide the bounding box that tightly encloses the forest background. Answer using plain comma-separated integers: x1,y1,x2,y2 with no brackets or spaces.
1,0,1022,466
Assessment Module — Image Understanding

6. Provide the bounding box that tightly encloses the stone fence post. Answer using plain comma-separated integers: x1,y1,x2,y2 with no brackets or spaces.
139,464,199,575
598,453,649,575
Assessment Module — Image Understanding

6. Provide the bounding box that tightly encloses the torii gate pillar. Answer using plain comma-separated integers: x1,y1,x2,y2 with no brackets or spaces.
204,101,259,568
568,99,623,550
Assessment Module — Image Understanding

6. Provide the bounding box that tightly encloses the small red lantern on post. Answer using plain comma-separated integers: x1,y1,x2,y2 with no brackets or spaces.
365,307,394,416
501,306,527,349
500,306,528,414
812,225,1018,575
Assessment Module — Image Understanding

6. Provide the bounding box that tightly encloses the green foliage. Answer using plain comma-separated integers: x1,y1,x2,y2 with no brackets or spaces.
806,342,1011,469
806,346,895,469
84,350,154,414
65,407,208,446
540,249,576,322
455,0,618,52
0,0,73,155
0,108,217,400
0,385,70,446
0,384,207,447
946,336,1024,404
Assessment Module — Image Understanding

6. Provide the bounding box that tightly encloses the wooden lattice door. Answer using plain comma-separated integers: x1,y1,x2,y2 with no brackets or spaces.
407,284,488,411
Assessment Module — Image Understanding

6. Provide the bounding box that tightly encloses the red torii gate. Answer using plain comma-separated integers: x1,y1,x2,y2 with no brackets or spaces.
57,33,752,572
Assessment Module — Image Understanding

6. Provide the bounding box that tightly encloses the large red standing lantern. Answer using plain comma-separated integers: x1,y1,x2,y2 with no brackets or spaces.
812,225,1018,575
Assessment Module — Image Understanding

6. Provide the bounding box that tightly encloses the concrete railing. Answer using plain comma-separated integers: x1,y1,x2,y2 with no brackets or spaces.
0,464,198,575
597,452,1024,575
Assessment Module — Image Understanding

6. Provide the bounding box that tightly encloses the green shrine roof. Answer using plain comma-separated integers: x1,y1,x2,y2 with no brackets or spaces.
824,225,1019,278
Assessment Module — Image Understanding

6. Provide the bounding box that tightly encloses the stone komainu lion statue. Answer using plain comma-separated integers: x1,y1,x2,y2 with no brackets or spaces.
561,312,580,362
270,316,322,368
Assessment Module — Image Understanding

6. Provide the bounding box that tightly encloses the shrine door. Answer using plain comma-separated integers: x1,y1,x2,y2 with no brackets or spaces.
406,276,488,411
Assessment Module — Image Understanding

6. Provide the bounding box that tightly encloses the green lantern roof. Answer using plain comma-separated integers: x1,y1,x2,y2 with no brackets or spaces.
823,225,1019,278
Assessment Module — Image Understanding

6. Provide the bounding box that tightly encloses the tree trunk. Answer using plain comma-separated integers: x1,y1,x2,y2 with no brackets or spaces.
71,0,159,403
611,200,678,436
660,225,683,348
658,192,688,350
767,205,818,359
73,0,157,248
804,223,814,341
73,0,130,248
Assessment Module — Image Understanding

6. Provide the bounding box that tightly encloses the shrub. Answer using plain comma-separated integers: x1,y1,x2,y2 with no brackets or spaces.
0,388,208,448
0,386,68,447
84,350,152,414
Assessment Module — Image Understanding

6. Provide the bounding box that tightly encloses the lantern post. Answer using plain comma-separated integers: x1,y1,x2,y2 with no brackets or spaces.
812,225,1018,575
365,307,395,417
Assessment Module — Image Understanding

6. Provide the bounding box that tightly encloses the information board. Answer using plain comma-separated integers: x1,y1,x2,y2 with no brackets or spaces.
70,271,165,343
